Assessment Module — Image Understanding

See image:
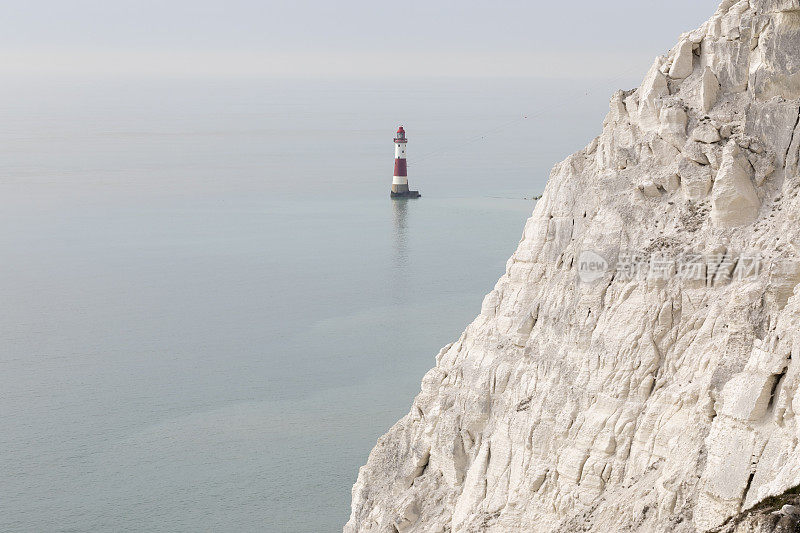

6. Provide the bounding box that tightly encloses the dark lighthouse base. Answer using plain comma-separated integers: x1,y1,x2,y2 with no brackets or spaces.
390,190,421,199
390,184,421,199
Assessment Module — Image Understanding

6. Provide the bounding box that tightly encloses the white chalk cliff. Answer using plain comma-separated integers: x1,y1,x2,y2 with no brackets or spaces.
346,1,800,531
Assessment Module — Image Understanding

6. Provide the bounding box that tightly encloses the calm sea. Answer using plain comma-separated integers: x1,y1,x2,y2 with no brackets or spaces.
0,76,633,531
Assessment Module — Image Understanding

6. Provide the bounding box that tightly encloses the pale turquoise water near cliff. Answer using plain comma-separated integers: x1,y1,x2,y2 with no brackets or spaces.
0,77,634,531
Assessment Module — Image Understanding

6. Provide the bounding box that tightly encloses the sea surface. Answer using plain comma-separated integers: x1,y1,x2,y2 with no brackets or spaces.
0,76,636,531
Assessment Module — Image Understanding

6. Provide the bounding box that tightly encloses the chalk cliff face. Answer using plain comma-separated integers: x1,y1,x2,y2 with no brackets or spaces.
346,1,800,531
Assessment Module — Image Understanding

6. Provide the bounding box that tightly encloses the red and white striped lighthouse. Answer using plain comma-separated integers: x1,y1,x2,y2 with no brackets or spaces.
391,126,421,198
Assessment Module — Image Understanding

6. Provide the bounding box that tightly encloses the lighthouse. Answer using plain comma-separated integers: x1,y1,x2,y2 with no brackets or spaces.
391,126,421,199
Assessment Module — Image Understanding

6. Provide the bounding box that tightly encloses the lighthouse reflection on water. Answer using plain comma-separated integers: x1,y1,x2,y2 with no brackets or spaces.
391,197,409,289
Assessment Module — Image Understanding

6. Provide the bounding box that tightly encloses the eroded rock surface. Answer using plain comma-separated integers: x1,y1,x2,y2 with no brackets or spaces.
346,1,800,531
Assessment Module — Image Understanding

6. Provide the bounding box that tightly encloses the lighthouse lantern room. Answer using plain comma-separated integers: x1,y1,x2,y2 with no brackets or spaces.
390,126,421,199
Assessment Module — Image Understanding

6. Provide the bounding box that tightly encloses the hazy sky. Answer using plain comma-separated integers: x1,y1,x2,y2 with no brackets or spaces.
3,0,722,79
